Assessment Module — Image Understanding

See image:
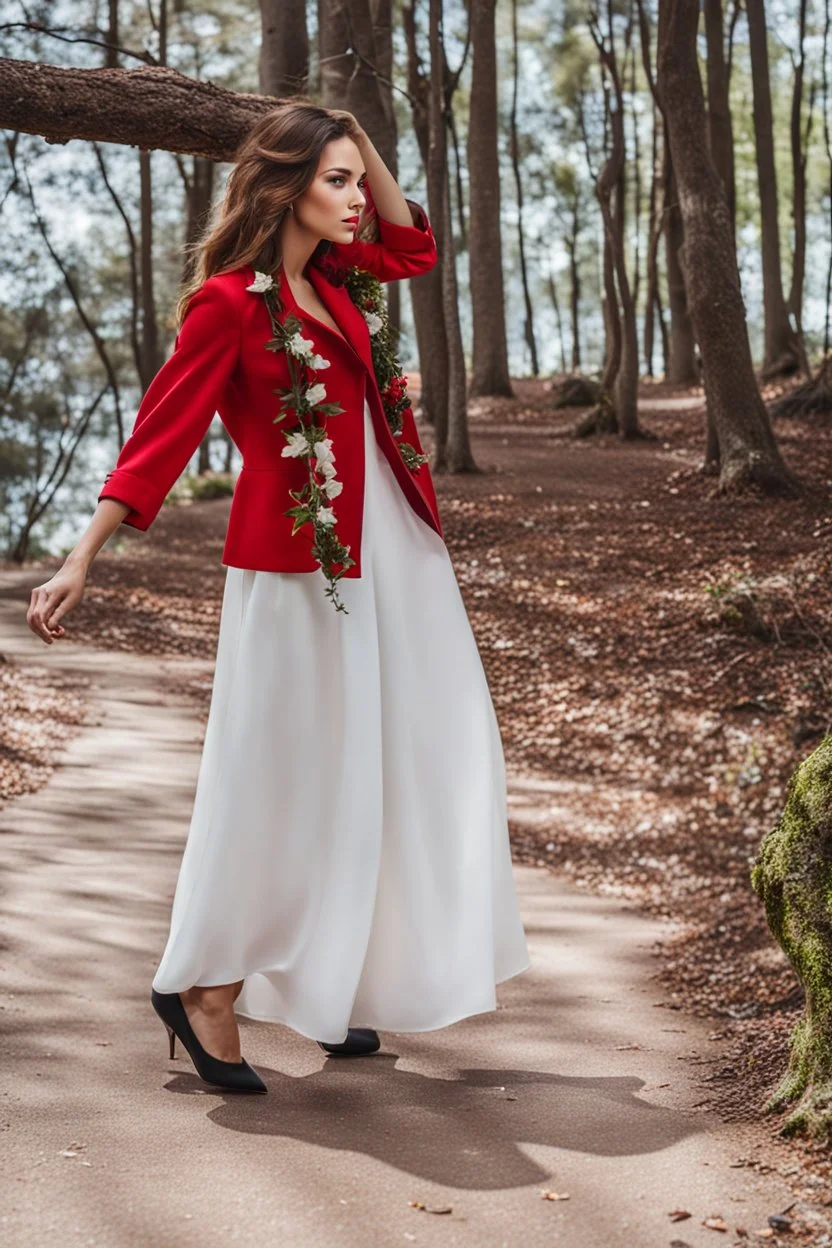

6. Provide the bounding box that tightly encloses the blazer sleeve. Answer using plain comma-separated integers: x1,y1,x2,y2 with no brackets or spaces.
327,199,438,283
97,277,241,531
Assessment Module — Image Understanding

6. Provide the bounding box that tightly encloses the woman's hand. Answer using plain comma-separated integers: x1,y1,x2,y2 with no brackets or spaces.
327,109,366,143
26,557,89,645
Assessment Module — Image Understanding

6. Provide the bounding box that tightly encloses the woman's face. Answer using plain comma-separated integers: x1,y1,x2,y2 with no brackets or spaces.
293,136,367,244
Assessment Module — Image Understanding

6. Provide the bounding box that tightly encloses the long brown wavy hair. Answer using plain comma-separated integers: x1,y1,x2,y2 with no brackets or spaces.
174,98,373,329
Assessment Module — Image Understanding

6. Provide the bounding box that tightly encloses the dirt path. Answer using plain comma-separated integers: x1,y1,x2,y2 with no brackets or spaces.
0,569,812,1247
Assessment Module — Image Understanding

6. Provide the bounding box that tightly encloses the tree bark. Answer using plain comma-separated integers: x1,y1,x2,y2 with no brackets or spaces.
547,273,568,374
746,0,802,375
259,0,309,98
402,3,449,438
428,0,476,471
704,0,736,232
0,58,271,159
665,157,698,383
567,199,582,373
636,0,695,384
657,0,799,495
467,0,513,396
644,106,666,376
318,0,394,168
786,0,811,373
370,0,402,335
589,11,640,438
138,150,159,391
509,0,538,377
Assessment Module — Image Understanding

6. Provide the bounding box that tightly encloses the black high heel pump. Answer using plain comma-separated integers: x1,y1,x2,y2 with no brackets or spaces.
151,988,267,1093
317,1028,381,1057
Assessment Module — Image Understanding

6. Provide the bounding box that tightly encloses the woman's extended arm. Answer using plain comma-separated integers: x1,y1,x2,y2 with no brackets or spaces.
27,275,241,646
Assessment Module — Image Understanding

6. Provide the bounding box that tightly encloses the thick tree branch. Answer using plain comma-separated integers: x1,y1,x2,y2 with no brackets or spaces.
0,58,275,158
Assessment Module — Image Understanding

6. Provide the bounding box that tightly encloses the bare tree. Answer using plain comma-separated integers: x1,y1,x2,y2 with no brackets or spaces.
657,0,799,495
584,3,642,439
427,0,477,470
785,0,813,377
746,0,803,376
468,0,513,397
402,4,449,436
509,0,538,376
768,0,832,419
635,0,669,378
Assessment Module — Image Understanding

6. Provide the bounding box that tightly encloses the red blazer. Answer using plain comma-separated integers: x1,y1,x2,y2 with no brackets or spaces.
98,204,442,576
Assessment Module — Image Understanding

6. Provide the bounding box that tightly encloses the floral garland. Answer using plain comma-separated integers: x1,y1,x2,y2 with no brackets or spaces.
245,263,428,615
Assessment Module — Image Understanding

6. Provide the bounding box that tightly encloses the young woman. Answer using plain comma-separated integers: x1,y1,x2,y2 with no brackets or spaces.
25,101,531,1094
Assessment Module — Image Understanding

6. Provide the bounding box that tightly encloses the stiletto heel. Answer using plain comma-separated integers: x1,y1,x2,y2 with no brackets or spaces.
151,987,267,1092
317,1028,381,1057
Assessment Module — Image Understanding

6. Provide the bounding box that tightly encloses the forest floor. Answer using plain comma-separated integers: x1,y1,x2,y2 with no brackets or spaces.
1,374,831,1242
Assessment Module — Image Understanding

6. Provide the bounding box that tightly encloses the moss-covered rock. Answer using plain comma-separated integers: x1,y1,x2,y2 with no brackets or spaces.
750,734,832,1139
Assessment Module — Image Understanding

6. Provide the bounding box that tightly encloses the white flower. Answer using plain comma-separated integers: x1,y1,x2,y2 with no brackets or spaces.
281,430,310,458
308,353,331,370
305,382,327,407
246,270,275,293
363,310,383,336
313,438,335,470
316,506,337,526
319,460,337,480
287,331,316,360
323,477,343,499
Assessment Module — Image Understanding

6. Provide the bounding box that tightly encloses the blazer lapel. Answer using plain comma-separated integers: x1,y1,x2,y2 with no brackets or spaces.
262,263,440,537
276,263,375,379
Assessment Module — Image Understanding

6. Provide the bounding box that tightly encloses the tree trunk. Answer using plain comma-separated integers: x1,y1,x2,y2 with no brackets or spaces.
510,0,538,377
468,0,513,396
317,0,394,168
589,10,640,437
547,274,568,375
746,0,802,376
182,157,215,286
657,0,799,495
601,233,622,394
428,0,476,471
318,1,407,346
704,0,736,232
568,199,582,372
259,0,309,98
138,162,159,395
786,0,811,375
184,156,217,474
665,157,698,383
402,2,450,443
106,0,119,69
371,0,402,336
644,105,665,376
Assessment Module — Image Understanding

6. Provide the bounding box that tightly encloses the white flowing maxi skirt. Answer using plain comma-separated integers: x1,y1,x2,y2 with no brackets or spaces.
151,392,531,1043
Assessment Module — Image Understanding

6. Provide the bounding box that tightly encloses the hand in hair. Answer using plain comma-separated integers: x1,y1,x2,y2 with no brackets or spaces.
326,109,365,142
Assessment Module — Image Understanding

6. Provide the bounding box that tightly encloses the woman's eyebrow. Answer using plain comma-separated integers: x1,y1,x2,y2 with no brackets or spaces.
325,166,367,177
